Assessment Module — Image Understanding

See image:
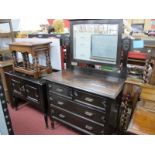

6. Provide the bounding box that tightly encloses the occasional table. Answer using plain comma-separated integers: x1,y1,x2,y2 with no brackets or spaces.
9,41,52,78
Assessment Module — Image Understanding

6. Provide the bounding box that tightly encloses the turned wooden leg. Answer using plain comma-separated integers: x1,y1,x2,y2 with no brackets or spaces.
44,113,48,128
50,109,55,129
50,117,54,129
13,96,18,111
45,50,52,73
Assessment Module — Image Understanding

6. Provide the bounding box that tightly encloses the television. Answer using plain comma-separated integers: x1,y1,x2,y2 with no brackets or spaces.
130,39,145,52
70,19,123,66
131,24,144,33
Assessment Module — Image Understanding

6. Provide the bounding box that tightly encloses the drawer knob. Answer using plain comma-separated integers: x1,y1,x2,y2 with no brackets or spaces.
84,111,93,117
59,114,66,119
84,97,94,102
57,101,64,105
85,125,93,131
56,88,63,93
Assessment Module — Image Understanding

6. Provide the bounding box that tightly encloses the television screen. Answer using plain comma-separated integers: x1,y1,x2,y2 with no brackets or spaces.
133,40,144,49
73,23,119,65
131,24,144,33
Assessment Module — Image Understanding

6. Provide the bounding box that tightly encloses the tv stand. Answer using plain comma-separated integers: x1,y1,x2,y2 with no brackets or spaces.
45,68,124,134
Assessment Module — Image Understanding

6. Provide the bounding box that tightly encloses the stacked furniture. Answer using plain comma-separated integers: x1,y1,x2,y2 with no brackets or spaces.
6,41,52,127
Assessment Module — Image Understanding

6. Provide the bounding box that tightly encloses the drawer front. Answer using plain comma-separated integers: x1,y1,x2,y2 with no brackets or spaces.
73,89,108,109
49,94,106,125
51,107,105,135
48,82,72,98
25,84,39,103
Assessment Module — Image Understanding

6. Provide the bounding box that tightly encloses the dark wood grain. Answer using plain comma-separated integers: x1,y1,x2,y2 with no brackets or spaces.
45,69,124,99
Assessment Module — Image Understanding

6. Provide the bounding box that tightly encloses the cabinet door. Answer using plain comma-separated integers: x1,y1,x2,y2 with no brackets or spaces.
25,84,39,104
11,78,24,97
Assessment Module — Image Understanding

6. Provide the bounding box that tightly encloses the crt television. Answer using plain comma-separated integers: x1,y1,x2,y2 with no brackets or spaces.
70,19,123,67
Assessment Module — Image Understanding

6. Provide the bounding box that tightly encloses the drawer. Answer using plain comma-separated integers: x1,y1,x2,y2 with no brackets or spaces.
49,94,106,125
51,107,105,135
48,82,72,98
73,89,108,109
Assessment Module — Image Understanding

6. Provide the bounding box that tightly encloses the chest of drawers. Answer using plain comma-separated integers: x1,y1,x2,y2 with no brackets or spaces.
45,69,124,134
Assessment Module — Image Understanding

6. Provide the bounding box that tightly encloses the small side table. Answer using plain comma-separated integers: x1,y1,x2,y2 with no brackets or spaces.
5,71,48,128
9,41,52,79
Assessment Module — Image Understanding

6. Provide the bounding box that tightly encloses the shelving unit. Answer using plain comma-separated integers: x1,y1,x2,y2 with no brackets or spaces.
0,19,14,103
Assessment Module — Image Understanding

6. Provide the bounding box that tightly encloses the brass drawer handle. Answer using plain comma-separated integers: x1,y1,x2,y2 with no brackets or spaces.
56,88,63,93
74,91,78,97
57,101,64,105
85,125,93,131
48,84,52,88
84,111,93,117
84,97,94,102
59,114,66,119
101,100,106,107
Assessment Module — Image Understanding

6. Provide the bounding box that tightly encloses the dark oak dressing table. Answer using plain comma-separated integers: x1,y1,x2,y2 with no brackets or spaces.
44,19,128,134
45,68,125,134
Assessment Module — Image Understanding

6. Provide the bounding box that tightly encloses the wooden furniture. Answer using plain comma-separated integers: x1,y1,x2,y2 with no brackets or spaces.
127,103,155,135
0,60,13,103
127,84,155,134
9,41,52,79
45,68,124,134
0,20,14,103
144,45,155,84
5,71,48,127
0,81,14,135
119,79,142,133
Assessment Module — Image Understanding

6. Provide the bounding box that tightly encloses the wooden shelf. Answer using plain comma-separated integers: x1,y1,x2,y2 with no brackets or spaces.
128,58,145,63
0,32,13,38
0,19,11,24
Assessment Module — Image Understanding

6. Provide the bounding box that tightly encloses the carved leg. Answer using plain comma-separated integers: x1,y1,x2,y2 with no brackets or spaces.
22,53,27,69
26,53,30,69
44,113,48,128
50,116,54,129
45,50,52,73
13,96,18,111
50,109,55,129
